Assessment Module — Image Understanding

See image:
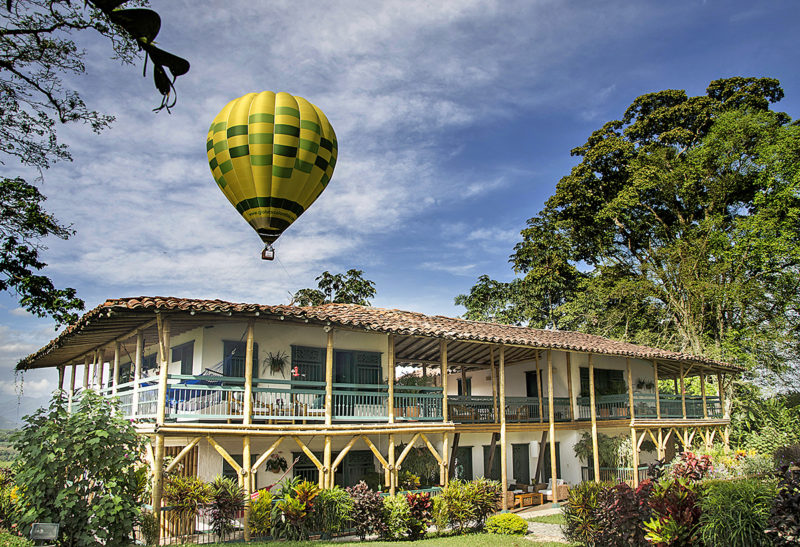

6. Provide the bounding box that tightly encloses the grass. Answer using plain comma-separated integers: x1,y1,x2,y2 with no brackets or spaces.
527,513,566,525
184,534,536,546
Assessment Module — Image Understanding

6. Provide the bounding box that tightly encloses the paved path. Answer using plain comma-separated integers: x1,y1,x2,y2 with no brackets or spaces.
518,506,569,544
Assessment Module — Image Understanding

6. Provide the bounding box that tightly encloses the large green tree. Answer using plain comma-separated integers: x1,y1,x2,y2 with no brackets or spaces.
1,0,188,324
457,77,800,376
291,269,377,306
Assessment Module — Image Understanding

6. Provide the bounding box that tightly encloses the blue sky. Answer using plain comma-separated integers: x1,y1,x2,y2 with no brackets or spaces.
2,0,799,422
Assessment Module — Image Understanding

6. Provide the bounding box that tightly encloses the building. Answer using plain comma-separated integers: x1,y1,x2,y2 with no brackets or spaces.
17,296,739,540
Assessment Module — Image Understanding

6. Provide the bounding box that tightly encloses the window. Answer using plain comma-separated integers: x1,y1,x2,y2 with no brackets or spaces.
222,340,259,378
291,346,381,384
579,367,625,396
525,370,542,398
541,442,562,482
172,341,194,375
142,353,158,374
457,377,472,396
483,445,501,480
292,451,322,483
452,446,473,480
222,453,260,480
119,362,132,384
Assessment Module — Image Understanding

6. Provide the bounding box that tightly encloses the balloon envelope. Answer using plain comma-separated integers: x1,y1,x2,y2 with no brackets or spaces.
206,91,338,246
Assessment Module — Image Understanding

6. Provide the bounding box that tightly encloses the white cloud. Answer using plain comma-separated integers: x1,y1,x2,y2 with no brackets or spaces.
420,261,477,276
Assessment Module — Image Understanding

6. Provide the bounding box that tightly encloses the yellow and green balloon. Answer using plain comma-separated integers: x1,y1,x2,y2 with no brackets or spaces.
206,91,338,259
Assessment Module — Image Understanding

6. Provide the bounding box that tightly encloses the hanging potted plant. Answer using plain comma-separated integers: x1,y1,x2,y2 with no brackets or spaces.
265,351,288,377
264,454,288,474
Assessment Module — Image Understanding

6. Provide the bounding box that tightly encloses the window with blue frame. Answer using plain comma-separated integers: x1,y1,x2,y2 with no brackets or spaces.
222,340,259,378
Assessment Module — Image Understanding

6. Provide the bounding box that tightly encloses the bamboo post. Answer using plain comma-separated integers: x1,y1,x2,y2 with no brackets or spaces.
325,329,334,426
631,427,639,487
83,355,90,389
680,364,687,419
112,341,121,396
700,368,708,419
589,354,599,482
441,432,449,486
657,428,664,460
627,357,636,421
97,350,105,390
499,345,507,510
535,351,544,423
324,435,333,488
389,434,396,495
388,334,395,424
132,330,143,418
717,372,726,417
68,363,76,413
242,319,255,540
152,315,170,535
490,346,498,422
653,360,661,420
547,350,558,503
566,352,574,421
441,340,448,421
57,366,65,391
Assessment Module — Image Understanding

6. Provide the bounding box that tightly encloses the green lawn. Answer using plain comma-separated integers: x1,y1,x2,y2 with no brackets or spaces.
527,513,566,525
189,534,535,546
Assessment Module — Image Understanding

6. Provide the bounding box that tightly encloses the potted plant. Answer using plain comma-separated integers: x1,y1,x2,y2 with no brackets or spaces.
264,454,288,474
265,351,288,377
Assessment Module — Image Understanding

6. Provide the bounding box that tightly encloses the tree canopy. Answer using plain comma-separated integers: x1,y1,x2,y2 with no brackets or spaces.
1,0,188,324
291,269,377,306
457,77,800,377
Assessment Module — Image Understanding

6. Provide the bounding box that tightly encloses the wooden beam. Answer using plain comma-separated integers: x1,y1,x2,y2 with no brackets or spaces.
251,437,284,472
207,436,242,473
487,432,498,478
388,334,395,424
164,437,201,473
132,330,143,417
389,434,396,494
589,353,599,483
331,436,358,473
112,341,120,395
490,346,498,423
68,363,76,413
653,360,661,420
448,433,461,479
627,357,636,422
292,436,323,471
396,433,422,468
360,435,390,471
680,363,687,419
440,432,449,486
324,435,332,489
631,427,639,487
534,431,547,483
83,355,90,389
151,433,165,537
243,435,252,539
419,433,443,464
547,349,558,502
155,315,170,426
700,368,708,419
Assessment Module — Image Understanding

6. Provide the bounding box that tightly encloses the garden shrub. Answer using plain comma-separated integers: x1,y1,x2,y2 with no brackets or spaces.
699,478,774,547
309,486,353,537
739,453,775,477
466,477,502,529
137,510,160,546
0,481,20,529
485,513,528,535
406,492,433,539
399,470,421,490
774,443,800,467
432,478,500,533
765,464,800,545
381,494,412,540
0,530,33,547
250,490,273,538
562,480,607,545
671,450,714,481
163,474,211,535
346,481,385,540
207,475,245,541
270,479,319,540
12,391,144,546
643,477,702,546
596,480,653,546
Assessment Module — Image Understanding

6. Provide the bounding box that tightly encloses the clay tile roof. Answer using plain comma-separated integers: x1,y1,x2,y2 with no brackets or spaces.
16,296,741,371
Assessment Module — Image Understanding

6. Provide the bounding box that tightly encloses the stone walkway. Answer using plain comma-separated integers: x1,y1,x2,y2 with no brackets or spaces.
517,505,568,544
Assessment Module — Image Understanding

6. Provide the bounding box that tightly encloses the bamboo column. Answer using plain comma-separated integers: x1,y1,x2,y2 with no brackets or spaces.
547,350,558,503
441,432,449,486
631,427,639,488
654,360,663,459
83,355,90,389
499,345,508,510
324,436,333,488
441,340,448,422
700,368,708,419
242,319,255,541
566,353,574,421
680,364,687,419
68,363,76,413
388,334,395,424
112,342,121,396
589,354,599,482
717,372,729,451
97,350,105,390
57,366,65,391
490,347,498,423
627,358,636,422
325,329,334,426
535,351,544,423
132,330,143,417
152,315,170,532
389,434,396,495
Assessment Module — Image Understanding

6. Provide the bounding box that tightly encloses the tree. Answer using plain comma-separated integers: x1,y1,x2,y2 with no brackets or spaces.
11,390,145,546
291,269,377,306
457,77,800,377
1,0,188,324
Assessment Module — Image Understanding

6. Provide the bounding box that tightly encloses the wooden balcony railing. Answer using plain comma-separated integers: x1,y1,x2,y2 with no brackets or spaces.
576,394,722,420
447,395,571,424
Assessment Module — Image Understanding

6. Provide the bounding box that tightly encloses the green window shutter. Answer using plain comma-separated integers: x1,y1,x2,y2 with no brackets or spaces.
457,378,472,396
354,351,381,384
525,371,539,397
172,341,194,375
512,444,530,484
291,345,325,382
483,445,501,480
542,442,562,482
223,341,259,378
580,367,590,395
453,446,473,480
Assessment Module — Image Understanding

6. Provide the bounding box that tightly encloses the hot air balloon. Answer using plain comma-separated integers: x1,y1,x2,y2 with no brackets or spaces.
206,91,338,260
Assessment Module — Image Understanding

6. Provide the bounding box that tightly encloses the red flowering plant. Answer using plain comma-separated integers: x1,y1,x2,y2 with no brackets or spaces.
406,492,433,540
671,451,714,481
